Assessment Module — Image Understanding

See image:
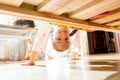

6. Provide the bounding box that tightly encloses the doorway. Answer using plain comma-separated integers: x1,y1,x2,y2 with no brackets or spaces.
88,31,116,54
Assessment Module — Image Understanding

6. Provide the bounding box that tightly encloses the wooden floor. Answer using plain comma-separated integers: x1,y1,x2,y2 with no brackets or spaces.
0,53,120,80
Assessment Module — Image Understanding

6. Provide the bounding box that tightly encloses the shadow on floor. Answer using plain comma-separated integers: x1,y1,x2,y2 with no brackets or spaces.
104,72,120,80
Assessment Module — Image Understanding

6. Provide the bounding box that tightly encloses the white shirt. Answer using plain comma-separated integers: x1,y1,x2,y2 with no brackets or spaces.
32,22,52,52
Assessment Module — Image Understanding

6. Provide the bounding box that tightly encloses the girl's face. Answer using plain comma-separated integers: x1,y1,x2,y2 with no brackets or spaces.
54,27,70,51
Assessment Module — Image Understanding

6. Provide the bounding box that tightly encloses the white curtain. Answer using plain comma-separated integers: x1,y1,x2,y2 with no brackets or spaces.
8,39,26,61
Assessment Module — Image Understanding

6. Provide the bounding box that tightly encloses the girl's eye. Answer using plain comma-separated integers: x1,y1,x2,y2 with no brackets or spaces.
64,31,67,33
65,38,68,40
57,38,61,41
